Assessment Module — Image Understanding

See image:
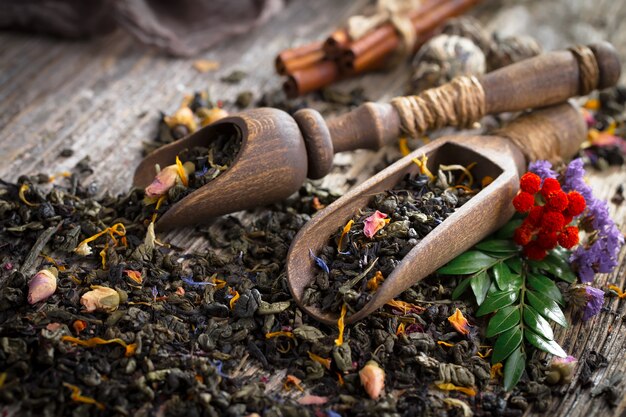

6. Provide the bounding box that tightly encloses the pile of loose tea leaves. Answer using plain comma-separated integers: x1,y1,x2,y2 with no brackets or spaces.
304,163,481,316
144,127,242,217
0,88,612,417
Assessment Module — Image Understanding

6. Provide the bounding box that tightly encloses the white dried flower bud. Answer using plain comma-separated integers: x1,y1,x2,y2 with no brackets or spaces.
80,285,120,313
359,360,385,400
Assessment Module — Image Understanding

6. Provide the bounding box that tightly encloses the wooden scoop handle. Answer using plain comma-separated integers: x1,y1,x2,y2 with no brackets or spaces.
304,42,620,158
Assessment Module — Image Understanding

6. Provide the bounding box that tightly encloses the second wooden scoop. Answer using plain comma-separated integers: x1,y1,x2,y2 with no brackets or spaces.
133,43,620,231
287,103,587,324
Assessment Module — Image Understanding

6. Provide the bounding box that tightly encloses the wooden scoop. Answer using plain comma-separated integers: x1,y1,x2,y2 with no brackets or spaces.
133,43,620,231
286,102,587,324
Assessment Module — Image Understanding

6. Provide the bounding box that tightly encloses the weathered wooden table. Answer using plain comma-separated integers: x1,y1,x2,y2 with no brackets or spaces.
1,0,625,416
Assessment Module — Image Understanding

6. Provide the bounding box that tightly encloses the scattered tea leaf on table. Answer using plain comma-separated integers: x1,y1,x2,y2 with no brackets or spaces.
527,273,564,305
525,329,567,357
492,326,523,363
523,305,554,340
526,290,568,328
503,346,526,391
486,305,521,338
476,290,518,316
470,270,491,305
437,251,498,275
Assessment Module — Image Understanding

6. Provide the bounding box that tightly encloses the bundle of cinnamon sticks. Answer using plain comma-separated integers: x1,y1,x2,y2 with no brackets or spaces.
276,0,482,98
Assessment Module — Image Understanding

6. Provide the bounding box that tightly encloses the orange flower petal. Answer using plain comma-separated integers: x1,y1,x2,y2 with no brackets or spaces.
448,308,470,335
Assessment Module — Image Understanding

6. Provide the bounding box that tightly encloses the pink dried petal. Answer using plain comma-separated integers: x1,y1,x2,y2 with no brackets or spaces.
145,165,180,198
28,269,57,304
297,395,329,405
363,211,388,238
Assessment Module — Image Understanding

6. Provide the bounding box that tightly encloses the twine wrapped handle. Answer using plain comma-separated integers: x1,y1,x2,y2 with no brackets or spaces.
390,44,602,139
320,43,619,161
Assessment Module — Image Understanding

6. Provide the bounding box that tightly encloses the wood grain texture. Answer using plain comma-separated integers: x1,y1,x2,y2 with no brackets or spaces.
0,0,625,415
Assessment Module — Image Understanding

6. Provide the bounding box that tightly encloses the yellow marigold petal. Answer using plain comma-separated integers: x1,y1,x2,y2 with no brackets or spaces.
265,331,294,340
448,308,470,335
18,184,39,207
608,285,626,299
335,303,347,346
61,336,136,357
337,220,354,252
490,363,503,379
437,340,455,347
229,288,240,309
211,275,227,290
396,322,405,336
386,299,424,314
583,98,600,110
63,383,105,410
481,176,494,188
308,351,331,370
477,348,492,358
367,271,385,291
175,156,189,187
398,137,411,156
434,382,476,396
412,154,435,181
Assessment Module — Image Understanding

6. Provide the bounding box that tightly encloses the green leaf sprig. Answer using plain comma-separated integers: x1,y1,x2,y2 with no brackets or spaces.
438,219,574,390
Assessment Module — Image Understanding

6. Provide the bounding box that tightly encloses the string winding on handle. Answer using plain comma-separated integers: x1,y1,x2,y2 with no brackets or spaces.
390,75,486,138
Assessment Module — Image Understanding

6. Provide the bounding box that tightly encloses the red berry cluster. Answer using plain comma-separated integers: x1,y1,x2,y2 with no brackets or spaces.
512,172,586,260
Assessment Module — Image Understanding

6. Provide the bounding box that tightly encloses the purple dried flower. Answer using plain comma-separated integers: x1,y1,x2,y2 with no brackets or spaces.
554,158,625,283
562,158,593,202
528,160,557,183
582,286,604,320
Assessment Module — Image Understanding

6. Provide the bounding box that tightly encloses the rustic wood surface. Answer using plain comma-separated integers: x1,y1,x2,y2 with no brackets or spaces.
0,0,625,416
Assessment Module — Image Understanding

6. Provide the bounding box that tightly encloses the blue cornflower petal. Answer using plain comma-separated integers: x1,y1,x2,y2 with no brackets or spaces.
309,249,330,274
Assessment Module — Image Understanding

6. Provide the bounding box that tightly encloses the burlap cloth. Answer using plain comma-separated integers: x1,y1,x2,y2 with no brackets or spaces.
0,0,284,56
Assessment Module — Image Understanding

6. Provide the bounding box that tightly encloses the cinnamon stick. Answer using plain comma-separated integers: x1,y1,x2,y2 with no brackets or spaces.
323,29,351,59
341,0,481,71
284,61,340,98
275,41,325,75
